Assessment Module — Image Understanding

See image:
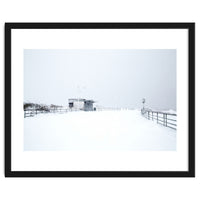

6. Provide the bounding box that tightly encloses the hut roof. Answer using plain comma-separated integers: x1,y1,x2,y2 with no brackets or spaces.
68,98,95,103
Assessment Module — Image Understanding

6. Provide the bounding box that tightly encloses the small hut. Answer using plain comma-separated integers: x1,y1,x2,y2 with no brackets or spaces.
68,98,95,111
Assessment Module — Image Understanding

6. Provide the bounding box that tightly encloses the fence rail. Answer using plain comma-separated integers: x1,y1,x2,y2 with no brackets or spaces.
141,108,177,130
24,108,68,118
24,107,133,117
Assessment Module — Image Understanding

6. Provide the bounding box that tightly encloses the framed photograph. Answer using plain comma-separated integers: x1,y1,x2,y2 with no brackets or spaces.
5,23,195,177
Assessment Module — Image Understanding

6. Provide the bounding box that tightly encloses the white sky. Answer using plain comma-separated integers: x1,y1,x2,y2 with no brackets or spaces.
24,49,176,110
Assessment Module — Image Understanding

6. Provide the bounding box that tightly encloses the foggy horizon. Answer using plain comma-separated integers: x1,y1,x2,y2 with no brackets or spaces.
24,49,176,111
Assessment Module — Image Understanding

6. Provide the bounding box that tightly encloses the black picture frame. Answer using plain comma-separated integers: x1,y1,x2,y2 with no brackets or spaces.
5,23,195,177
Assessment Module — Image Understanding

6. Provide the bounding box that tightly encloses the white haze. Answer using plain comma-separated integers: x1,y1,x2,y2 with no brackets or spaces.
24,49,176,110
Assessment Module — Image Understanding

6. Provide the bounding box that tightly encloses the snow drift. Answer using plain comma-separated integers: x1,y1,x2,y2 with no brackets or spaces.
24,110,176,151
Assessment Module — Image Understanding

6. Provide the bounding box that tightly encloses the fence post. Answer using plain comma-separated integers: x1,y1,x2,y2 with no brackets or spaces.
152,112,153,120
166,114,167,127
157,112,158,123
163,113,165,126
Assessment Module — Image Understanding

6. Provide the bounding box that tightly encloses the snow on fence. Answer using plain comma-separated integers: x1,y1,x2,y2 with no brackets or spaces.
141,108,177,130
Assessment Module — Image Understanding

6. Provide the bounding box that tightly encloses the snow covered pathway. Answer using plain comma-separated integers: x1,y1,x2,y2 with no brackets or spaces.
24,110,176,151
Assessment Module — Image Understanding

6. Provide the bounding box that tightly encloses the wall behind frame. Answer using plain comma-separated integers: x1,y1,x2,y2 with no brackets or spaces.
0,1,198,200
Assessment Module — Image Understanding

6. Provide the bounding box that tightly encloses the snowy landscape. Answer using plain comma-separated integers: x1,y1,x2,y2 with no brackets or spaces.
24,49,177,151
24,109,176,151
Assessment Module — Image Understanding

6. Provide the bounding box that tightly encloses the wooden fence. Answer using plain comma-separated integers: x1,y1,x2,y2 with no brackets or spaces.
141,108,177,130
24,108,68,118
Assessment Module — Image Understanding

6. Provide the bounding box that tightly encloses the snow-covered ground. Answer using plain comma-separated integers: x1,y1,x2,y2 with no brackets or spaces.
24,110,176,151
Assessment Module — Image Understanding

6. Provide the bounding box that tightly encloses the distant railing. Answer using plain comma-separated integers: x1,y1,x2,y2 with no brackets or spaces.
141,108,177,130
24,108,68,118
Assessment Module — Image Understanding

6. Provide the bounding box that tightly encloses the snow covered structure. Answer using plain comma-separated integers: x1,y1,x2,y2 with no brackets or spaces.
68,98,95,111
